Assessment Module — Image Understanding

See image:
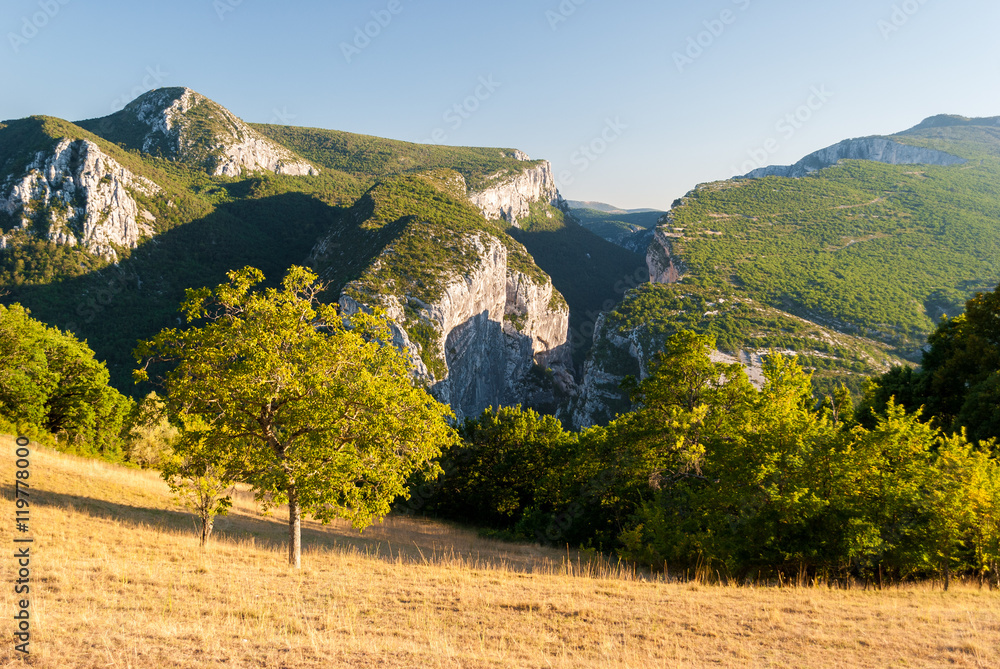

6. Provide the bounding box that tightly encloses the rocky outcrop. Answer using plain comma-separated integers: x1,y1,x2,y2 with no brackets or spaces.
646,223,685,284
341,233,572,420
468,160,560,226
744,136,965,178
569,319,776,429
109,87,318,177
568,313,643,428
0,139,159,260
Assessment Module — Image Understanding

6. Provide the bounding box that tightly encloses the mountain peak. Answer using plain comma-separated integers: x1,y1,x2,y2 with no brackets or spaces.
905,114,1000,132
78,87,318,177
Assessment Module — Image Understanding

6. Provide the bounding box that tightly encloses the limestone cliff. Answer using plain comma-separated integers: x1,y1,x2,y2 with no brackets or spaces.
646,218,685,284
744,136,966,178
340,232,572,420
83,87,318,177
468,158,561,226
0,139,159,260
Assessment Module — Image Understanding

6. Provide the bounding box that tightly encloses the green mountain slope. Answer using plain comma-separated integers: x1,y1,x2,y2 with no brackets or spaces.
570,281,907,426
252,123,542,192
0,89,576,400
658,118,1000,357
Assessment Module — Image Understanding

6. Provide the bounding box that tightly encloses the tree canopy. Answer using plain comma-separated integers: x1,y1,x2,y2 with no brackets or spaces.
135,265,457,567
865,283,1000,442
0,302,132,457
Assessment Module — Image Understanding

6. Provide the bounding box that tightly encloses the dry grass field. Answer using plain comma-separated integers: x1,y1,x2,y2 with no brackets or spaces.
2,434,1000,668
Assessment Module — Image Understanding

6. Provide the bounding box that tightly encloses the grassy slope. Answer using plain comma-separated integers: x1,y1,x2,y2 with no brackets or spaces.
252,123,541,192
4,435,999,668
666,147,1000,356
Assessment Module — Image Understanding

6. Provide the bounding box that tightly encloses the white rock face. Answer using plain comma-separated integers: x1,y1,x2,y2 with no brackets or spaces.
123,88,318,177
646,225,685,285
468,160,560,225
341,233,572,420
744,137,966,178
568,313,640,428
0,139,160,260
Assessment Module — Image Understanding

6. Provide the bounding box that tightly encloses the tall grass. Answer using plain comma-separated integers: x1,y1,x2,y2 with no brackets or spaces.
3,436,999,668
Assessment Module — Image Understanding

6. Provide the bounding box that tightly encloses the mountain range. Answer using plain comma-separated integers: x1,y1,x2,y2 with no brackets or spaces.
2,88,998,426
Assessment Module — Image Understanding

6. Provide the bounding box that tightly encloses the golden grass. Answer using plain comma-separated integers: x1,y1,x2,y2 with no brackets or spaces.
2,434,1000,668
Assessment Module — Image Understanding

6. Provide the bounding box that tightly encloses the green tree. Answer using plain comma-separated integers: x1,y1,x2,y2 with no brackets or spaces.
868,284,1000,441
0,303,132,457
0,303,56,427
922,432,978,590
841,401,938,580
617,330,755,486
135,266,457,567
125,392,178,469
428,405,576,531
161,414,234,548
966,442,1000,587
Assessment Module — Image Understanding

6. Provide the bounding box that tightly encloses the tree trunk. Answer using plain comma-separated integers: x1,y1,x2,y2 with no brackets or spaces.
200,514,213,548
943,559,951,592
288,485,302,569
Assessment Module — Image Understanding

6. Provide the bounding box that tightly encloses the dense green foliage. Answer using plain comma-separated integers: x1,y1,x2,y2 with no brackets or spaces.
424,406,576,531
0,303,133,458
667,147,1000,355
865,283,1000,443
594,282,905,400
423,332,1000,586
135,266,458,567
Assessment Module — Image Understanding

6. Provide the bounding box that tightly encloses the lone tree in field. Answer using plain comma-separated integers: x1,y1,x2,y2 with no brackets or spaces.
135,266,456,567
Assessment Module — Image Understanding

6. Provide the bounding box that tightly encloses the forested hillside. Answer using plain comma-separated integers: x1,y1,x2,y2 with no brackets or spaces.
655,118,1000,357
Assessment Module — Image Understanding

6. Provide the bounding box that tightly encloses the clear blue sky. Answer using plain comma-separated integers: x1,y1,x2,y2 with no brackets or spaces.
3,0,999,209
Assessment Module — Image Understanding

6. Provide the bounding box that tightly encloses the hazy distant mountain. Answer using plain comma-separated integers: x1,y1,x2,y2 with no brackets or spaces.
564,201,665,253
565,200,662,215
